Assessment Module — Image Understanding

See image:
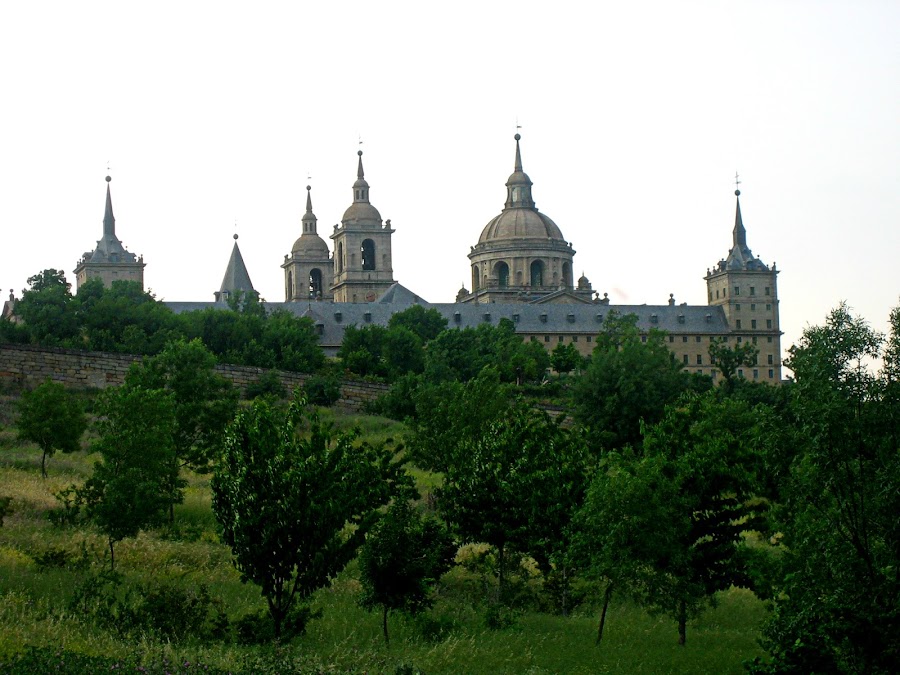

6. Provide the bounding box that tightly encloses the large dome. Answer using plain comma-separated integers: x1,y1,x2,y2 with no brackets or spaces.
478,208,565,244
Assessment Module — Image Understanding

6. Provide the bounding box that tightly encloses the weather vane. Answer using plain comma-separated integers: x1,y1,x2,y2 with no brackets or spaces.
515,117,522,132
734,172,741,189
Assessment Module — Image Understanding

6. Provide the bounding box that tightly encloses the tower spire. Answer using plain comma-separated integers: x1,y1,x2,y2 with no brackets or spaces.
302,185,317,234
514,132,523,172
103,175,115,237
733,188,747,250
353,150,371,203
357,150,365,180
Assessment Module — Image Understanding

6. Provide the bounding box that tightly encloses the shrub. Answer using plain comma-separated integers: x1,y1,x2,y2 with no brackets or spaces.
302,373,341,407
233,605,321,644
244,370,286,400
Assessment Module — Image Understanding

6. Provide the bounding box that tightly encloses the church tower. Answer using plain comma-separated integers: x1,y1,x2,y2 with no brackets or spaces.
74,175,145,291
282,185,334,301
705,188,782,381
329,150,395,303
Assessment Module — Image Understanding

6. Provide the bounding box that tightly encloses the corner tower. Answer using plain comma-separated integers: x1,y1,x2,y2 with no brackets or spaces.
461,134,585,304
215,234,255,303
283,185,334,301
74,175,145,291
329,150,395,303
705,188,782,381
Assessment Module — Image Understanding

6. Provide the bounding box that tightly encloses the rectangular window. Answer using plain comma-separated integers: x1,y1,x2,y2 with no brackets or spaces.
769,369,774,379
734,286,740,296
696,336,702,343
766,304,772,311
752,337,758,344
716,289,720,299
736,304,741,311
669,335,674,343
586,335,592,343
767,319,772,329
753,369,759,379
737,336,743,343
572,335,578,342
736,319,742,329
750,286,756,295
558,336,564,343
738,368,744,378
544,335,550,342
696,354,702,365
683,354,689,364
708,291,713,302
767,336,773,343
682,336,688,343
768,354,774,365
750,304,756,311
765,287,771,296
751,319,757,329
641,335,647,343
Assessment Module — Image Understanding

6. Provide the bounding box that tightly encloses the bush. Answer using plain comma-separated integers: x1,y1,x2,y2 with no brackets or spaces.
68,571,227,641
234,605,321,644
244,370,287,400
302,373,341,407
31,544,89,572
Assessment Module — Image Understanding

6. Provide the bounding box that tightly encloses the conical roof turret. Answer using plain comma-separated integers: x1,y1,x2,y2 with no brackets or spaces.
103,175,116,237
720,189,769,271
217,234,255,301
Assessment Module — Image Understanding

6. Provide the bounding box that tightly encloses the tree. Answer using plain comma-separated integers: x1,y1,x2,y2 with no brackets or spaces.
571,312,692,453
708,337,758,393
79,386,178,570
15,269,79,346
436,386,589,600
387,304,448,343
751,303,900,674
550,342,581,375
573,391,770,645
16,380,87,478
358,500,456,643
123,339,238,520
211,394,414,639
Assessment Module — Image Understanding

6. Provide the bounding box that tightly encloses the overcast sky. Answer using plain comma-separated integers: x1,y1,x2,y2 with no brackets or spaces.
2,1,898,361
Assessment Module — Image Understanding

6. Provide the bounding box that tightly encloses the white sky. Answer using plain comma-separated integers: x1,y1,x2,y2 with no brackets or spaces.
2,1,898,361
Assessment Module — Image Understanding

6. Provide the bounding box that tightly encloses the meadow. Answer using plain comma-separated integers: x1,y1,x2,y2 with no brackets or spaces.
0,396,767,674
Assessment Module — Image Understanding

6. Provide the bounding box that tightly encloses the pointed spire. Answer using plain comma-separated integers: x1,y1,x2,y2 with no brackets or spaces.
217,233,255,301
733,189,747,249
301,185,318,234
514,133,523,172
103,175,115,237
357,150,365,180
352,149,371,203
505,133,535,209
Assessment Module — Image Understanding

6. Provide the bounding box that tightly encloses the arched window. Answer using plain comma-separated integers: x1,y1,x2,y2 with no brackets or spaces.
530,260,544,287
309,268,322,297
287,271,293,299
337,243,344,273
472,265,479,291
361,239,376,270
495,261,509,288
562,262,572,288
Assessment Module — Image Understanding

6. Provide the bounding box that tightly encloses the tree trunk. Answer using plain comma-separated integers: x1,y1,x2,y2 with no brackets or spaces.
677,600,687,646
41,450,48,479
596,582,614,645
497,541,506,603
108,537,115,571
382,605,390,645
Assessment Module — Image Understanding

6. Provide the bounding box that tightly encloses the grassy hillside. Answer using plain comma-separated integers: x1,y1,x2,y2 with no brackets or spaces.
0,395,767,674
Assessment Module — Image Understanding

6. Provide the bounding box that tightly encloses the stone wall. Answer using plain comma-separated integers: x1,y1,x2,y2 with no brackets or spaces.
0,344,388,413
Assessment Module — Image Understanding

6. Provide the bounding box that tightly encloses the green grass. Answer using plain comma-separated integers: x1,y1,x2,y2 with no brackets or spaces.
0,409,768,674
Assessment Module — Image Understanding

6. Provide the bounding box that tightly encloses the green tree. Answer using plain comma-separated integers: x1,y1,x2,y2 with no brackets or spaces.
572,312,692,453
123,339,238,519
437,388,589,599
211,394,414,639
338,324,389,379
16,380,87,478
751,304,900,674
358,500,456,644
15,269,79,346
387,304,448,343
550,342,581,375
708,336,758,393
80,386,178,570
574,392,769,645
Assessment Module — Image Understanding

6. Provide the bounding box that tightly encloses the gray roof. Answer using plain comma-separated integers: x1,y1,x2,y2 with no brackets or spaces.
167,293,731,356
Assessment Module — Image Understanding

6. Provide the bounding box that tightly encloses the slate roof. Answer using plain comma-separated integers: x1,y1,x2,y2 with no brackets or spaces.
217,238,255,299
